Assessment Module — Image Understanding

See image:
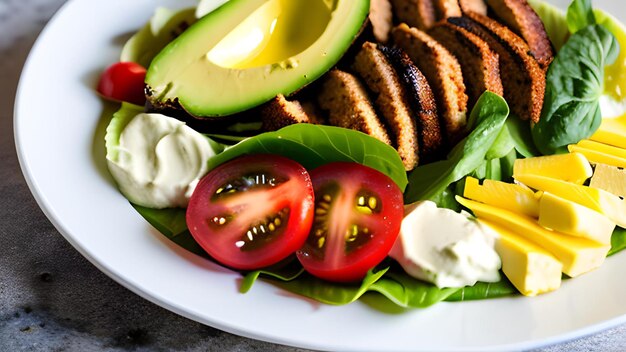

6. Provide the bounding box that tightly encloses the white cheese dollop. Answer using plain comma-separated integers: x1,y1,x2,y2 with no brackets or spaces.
389,201,501,288
107,113,216,209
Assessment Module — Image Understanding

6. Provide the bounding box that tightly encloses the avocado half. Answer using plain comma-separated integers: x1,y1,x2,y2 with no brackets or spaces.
146,0,371,117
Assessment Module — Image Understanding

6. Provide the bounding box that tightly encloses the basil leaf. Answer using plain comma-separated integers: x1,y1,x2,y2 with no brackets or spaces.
566,0,596,34
207,124,408,191
369,272,459,308
532,24,619,155
405,92,509,202
445,278,517,301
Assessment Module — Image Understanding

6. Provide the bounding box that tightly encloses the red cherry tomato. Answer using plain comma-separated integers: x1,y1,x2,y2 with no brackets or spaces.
97,62,147,106
296,162,404,283
187,155,315,270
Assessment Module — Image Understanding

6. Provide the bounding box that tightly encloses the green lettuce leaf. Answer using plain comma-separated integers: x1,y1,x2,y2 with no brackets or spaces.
609,227,626,257
104,103,144,161
369,272,460,308
405,92,509,202
445,277,517,301
207,124,408,191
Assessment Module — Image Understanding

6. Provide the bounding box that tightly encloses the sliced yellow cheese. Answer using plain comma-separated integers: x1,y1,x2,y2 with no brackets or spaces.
479,220,562,297
576,140,626,159
456,196,610,277
591,117,626,149
513,153,592,185
590,163,626,199
515,174,626,229
568,144,626,169
538,192,615,245
463,177,539,218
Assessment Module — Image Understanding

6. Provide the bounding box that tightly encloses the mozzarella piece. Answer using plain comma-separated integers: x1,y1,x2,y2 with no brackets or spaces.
389,201,501,288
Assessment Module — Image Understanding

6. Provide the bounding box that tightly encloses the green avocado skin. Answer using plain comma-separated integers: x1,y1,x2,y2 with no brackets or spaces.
145,0,370,118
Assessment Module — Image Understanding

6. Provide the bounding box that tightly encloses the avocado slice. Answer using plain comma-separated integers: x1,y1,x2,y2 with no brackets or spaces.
146,0,370,117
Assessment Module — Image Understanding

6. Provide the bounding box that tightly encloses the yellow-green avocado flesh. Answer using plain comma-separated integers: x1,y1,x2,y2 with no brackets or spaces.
145,0,370,117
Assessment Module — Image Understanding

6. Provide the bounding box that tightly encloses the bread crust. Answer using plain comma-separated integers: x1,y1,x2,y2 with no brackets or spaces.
389,0,437,30
392,24,468,144
485,0,555,69
429,20,504,110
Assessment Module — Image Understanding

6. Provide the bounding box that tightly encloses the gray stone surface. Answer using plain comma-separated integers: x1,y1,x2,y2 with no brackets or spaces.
0,0,625,351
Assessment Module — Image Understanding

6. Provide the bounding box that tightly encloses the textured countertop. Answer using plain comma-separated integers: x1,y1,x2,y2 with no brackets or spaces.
2,0,626,351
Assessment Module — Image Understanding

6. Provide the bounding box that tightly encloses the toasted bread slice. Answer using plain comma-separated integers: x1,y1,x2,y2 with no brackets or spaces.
434,0,462,19
370,0,394,43
392,23,468,143
459,0,488,15
485,0,554,69
353,42,420,170
318,70,393,146
459,13,545,122
429,20,504,109
379,45,444,161
389,0,437,30
261,94,320,131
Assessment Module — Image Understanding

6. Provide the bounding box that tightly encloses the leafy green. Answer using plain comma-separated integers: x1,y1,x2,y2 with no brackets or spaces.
369,272,459,308
532,24,619,155
445,278,517,301
270,268,390,305
405,92,509,202
505,117,540,158
104,103,144,161
431,186,462,212
609,227,626,257
207,124,408,191
500,149,518,182
131,205,206,256
566,0,596,34
240,261,305,293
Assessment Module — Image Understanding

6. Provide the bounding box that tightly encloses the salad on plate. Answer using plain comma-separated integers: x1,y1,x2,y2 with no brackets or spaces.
96,0,626,309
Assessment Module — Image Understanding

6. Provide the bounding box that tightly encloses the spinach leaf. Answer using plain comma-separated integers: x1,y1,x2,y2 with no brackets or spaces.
609,227,626,256
532,24,619,155
485,126,515,161
240,261,305,293
500,149,518,182
405,92,509,202
431,186,462,212
131,204,206,256
269,268,390,305
566,0,596,34
369,272,460,308
445,278,518,301
207,124,408,191
505,117,540,158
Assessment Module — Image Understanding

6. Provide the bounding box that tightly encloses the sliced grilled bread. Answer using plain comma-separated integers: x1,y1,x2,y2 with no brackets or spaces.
460,12,545,122
370,0,394,43
379,45,444,161
459,0,488,15
392,24,468,143
485,0,554,69
353,42,420,170
434,0,462,19
318,69,393,146
389,0,437,30
429,20,504,109
260,94,322,131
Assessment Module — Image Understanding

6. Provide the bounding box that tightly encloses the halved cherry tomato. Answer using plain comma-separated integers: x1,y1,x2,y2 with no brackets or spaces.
97,62,146,106
296,162,404,283
187,154,315,270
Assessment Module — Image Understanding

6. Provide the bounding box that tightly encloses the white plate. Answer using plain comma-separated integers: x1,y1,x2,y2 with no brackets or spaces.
14,0,626,350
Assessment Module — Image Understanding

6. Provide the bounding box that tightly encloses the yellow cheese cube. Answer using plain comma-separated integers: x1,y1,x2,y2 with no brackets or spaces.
515,174,626,229
513,153,592,185
568,144,626,169
455,196,610,277
463,177,539,218
591,117,626,149
479,220,562,296
590,163,626,199
538,192,615,245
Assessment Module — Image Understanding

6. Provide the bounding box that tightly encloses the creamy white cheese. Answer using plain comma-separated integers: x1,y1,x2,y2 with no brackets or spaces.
107,113,216,209
389,201,501,288
599,94,626,119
